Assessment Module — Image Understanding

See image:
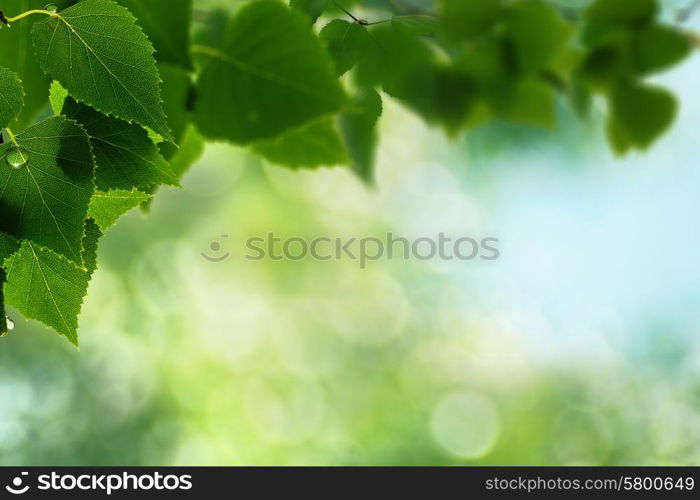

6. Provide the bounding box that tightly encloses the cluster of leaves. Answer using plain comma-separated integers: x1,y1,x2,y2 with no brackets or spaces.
0,0,695,344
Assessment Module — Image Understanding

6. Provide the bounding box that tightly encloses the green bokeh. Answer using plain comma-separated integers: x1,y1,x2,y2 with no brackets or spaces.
0,0,699,466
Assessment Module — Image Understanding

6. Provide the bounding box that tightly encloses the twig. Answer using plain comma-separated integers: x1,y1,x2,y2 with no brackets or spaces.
333,0,360,23
678,0,700,23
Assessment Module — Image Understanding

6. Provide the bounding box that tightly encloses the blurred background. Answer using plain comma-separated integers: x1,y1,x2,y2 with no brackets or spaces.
1,4,699,467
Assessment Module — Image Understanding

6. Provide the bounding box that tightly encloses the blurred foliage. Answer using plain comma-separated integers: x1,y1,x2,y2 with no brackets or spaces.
0,0,697,343
192,0,697,178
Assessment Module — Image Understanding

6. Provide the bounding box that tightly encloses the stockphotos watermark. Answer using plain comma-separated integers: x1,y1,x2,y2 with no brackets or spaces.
202,232,500,268
3,470,192,496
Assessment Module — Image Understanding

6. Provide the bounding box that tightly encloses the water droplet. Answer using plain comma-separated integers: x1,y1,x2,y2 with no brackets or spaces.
44,3,58,13
1,316,14,336
6,146,29,169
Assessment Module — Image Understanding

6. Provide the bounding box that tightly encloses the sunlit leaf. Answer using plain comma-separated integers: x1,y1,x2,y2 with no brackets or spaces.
32,0,173,141
0,116,95,264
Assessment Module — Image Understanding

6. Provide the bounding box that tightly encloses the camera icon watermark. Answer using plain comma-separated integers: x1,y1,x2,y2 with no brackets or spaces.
201,234,230,262
5,472,29,495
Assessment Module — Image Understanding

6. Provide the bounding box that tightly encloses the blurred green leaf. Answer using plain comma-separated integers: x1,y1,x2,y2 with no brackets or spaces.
607,82,677,154
192,7,230,69
168,125,206,180
339,88,383,184
116,0,193,69
583,0,658,46
391,15,439,36
320,19,374,76
504,0,574,74
579,40,633,89
631,25,692,75
491,77,558,129
253,118,348,169
290,0,329,23
193,1,345,144
438,0,502,42
157,64,195,162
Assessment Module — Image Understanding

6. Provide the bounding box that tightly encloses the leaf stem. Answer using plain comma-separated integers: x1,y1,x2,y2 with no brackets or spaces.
5,9,58,23
4,127,17,144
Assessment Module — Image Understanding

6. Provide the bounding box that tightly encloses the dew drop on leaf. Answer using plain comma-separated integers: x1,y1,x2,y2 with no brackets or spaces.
6,146,29,169
44,4,58,13
1,316,14,336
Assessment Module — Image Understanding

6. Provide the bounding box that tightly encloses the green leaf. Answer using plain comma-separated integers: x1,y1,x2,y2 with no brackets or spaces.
167,124,205,179
384,58,479,133
0,272,7,336
157,64,194,161
0,67,25,128
583,0,658,46
631,25,692,76
4,239,93,345
320,19,373,76
0,231,19,337
252,118,348,169
49,79,69,114
0,115,95,264
142,125,205,214
0,1,75,129
492,77,558,129
585,0,658,27
82,218,102,277
578,41,633,89
193,1,345,145
504,0,574,74
438,0,502,42
353,24,423,87
192,8,230,70
392,15,440,36
32,0,173,141
339,88,382,184
62,98,177,191
290,0,329,23
0,232,20,262
89,189,151,229
116,0,193,69
607,82,676,154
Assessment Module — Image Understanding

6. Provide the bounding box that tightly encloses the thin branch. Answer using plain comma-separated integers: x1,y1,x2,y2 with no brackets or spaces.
678,0,700,23
332,0,360,23
3,8,57,23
